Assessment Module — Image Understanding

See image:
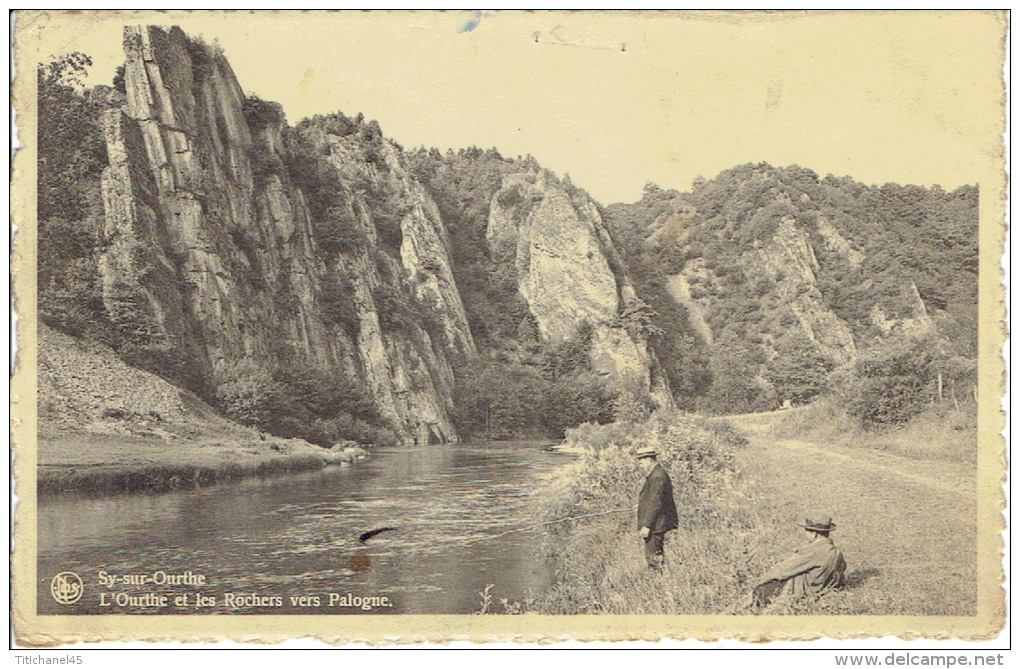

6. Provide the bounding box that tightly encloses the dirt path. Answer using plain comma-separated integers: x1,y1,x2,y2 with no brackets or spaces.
733,421,977,615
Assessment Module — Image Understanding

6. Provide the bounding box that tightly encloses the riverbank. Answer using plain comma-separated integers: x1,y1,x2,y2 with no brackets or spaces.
34,324,374,497
37,431,369,497
527,406,977,615
528,412,765,614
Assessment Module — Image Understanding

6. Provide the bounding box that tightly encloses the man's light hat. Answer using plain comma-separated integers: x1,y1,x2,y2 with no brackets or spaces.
635,447,658,459
798,515,837,532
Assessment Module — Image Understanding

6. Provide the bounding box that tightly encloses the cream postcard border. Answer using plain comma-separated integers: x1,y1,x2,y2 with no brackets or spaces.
10,9,1008,646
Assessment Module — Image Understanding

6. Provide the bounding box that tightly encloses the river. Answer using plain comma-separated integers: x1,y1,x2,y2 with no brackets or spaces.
36,440,570,615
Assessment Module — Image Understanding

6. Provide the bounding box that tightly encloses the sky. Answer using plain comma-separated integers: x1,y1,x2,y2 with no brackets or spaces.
17,10,1004,204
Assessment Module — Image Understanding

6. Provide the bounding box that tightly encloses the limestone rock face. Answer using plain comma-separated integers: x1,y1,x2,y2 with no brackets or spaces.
98,26,473,444
673,213,857,367
751,217,857,364
305,128,475,445
664,273,713,346
487,171,674,409
488,172,620,342
815,216,864,268
870,282,934,337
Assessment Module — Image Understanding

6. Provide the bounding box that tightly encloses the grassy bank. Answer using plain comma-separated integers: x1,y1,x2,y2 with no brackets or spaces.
526,403,977,615
735,399,977,464
37,431,367,497
528,411,772,614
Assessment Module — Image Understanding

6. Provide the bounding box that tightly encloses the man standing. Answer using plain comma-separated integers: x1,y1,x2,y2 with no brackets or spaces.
752,514,847,607
636,447,679,570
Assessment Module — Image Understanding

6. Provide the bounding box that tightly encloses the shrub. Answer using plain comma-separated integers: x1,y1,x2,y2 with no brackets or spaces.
844,337,938,427
541,371,617,436
124,348,210,400
214,359,390,447
110,64,126,93
540,321,593,379
374,209,404,250
284,143,343,220
452,358,547,439
247,144,284,185
452,352,617,440
614,298,661,340
242,95,283,133
185,37,220,81
405,151,437,182
311,414,398,448
704,341,776,414
214,359,280,427
536,412,744,543
496,183,525,209
312,111,360,137
612,391,655,423
371,283,403,333
38,255,109,338
764,333,835,405
529,412,755,614
271,270,301,316
363,180,406,251
38,54,108,223
313,206,364,255
318,273,360,337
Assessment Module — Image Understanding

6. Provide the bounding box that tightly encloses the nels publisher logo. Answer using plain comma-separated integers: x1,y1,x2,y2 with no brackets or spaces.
50,572,84,604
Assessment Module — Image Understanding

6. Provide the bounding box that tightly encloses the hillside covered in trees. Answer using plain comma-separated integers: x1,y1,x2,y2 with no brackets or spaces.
602,165,978,422
36,27,979,450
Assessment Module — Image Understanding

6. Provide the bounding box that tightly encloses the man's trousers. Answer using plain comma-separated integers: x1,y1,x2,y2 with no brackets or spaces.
644,532,666,570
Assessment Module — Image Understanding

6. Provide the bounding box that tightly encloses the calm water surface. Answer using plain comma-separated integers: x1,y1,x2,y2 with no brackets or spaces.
37,441,569,614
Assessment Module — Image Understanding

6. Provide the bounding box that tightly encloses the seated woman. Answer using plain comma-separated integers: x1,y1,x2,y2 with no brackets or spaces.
753,515,846,608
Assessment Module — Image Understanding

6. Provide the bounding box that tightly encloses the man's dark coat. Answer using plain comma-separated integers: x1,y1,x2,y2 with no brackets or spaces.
637,463,679,533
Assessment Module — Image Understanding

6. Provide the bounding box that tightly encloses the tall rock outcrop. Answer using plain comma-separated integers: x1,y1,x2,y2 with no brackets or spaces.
487,171,674,409
742,216,856,364
603,162,977,413
670,202,862,372
98,26,473,444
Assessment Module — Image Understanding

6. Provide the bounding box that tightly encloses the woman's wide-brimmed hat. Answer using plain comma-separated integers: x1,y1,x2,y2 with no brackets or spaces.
635,447,658,459
798,516,837,532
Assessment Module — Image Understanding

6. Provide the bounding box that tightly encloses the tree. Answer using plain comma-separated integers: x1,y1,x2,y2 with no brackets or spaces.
845,335,938,427
214,359,281,427
214,359,389,446
38,52,108,222
37,53,111,337
705,339,775,414
765,333,834,405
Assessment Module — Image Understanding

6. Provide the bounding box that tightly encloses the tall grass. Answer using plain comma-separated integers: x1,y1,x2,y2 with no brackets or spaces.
528,406,976,616
530,411,782,614
756,397,977,464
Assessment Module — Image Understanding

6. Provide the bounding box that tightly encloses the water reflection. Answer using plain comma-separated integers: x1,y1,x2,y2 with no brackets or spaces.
37,441,567,614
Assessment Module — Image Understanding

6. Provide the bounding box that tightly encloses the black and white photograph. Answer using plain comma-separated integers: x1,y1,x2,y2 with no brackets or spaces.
11,9,1006,646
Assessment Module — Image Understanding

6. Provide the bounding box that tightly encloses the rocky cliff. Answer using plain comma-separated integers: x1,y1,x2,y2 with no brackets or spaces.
486,171,673,409
97,26,474,445
41,30,974,433
679,214,858,365
603,164,977,413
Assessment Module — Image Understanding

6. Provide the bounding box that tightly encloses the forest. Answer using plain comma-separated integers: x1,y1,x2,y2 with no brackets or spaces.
37,47,979,447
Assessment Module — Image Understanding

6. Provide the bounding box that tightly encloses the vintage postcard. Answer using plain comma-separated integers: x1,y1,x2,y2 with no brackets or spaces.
10,10,1007,646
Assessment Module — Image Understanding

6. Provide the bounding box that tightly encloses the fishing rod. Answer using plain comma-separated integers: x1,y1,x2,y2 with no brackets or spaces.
354,506,637,548
460,505,638,546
